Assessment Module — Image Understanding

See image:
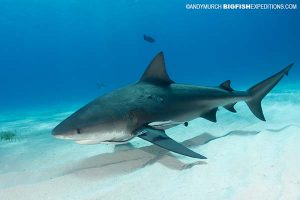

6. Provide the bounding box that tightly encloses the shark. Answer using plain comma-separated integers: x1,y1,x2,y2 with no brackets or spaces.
52,52,293,159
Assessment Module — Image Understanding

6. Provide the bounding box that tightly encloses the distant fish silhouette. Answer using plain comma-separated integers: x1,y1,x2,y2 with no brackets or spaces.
143,34,155,43
96,82,106,89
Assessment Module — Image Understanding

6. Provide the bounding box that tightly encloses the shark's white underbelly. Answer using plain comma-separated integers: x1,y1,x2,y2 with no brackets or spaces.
75,130,133,145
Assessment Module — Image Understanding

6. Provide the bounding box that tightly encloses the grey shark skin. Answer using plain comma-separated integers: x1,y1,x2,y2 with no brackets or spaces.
52,52,293,159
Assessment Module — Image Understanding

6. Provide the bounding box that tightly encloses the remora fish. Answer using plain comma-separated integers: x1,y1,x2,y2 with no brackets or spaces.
52,52,293,159
143,34,155,43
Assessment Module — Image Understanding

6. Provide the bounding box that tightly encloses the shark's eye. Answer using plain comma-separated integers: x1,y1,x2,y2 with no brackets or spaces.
76,128,81,134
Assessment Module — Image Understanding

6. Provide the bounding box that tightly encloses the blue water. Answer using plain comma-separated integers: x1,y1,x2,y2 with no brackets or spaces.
1,2,300,199
0,0,299,111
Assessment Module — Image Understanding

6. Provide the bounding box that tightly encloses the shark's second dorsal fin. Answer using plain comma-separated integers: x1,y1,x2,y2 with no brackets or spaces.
139,52,174,85
219,80,234,92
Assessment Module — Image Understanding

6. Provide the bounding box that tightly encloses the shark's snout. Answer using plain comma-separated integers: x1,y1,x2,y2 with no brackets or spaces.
52,128,63,139
52,129,74,140
53,134,65,139
52,125,72,140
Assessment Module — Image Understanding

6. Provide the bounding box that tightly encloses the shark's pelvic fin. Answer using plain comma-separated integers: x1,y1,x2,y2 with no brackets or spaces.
148,120,182,130
200,107,218,122
219,80,234,92
139,52,174,85
136,126,207,159
246,63,293,121
224,102,237,113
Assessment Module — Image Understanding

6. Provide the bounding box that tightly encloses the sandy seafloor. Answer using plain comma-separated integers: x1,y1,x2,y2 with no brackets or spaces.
0,88,300,200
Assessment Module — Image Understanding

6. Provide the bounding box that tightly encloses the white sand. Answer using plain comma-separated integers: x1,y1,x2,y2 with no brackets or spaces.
0,92,300,200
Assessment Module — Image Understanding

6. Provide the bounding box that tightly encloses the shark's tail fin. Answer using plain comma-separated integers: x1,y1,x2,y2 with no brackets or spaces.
246,64,293,121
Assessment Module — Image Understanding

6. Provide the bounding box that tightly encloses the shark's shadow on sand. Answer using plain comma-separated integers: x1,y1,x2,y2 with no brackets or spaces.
65,130,260,180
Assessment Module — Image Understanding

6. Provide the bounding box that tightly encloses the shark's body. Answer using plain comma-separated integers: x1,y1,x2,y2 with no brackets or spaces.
52,52,293,159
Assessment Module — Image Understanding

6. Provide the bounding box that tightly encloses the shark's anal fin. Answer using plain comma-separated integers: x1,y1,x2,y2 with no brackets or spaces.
224,102,237,113
219,80,234,92
136,127,207,159
200,107,218,122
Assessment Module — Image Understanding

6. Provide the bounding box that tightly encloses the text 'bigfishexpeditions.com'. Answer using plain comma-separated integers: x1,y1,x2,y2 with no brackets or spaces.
185,3,297,10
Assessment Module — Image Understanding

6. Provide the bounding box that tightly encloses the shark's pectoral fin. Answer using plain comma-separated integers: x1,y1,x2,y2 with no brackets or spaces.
135,127,207,159
200,108,218,122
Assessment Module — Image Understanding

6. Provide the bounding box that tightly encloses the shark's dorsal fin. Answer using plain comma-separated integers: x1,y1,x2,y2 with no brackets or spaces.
219,80,234,92
201,108,218,122
139,52,174,85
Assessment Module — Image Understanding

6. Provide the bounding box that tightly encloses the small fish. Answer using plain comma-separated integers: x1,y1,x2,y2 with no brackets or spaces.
96,82,106,89
143,34,155,43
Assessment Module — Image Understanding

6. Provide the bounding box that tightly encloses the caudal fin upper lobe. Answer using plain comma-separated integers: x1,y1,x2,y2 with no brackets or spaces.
246,64,293,121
